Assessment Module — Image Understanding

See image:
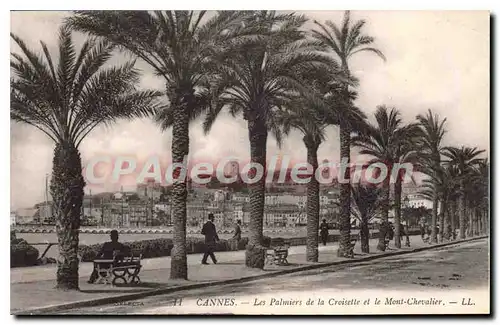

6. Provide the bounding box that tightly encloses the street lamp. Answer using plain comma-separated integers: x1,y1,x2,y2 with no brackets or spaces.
403,196,411,247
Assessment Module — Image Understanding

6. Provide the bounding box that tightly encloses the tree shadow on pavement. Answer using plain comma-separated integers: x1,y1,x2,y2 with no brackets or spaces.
80,288,148,294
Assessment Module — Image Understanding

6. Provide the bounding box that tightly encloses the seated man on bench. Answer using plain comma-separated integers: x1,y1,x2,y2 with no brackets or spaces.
88,230,130,284
347,236,358,258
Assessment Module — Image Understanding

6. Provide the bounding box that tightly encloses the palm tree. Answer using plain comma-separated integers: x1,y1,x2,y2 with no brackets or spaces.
471,160,489,235
420,164,460,242
416,109,447,243
443,146,485,239
11,27,159,290
463,160,489,236
351,184,381,253
441,166,459,241
448,195,459,240
67,10,248,279
311,11,385,257
203,11,337,268
391,124,422,247
275,97,330,262
352,106,416,251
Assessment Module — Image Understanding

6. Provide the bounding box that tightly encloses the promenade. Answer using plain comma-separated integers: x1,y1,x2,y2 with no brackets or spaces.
11,235,469,314
62,239,490,315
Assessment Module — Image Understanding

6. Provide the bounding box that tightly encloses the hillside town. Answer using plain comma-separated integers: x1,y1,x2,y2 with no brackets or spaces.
11,161,428,229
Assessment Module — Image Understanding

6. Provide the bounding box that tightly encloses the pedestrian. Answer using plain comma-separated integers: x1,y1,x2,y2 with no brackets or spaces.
387,222,395,240
399,222,410,247
425,224,432,241
399,222,407,237
319,219,329,246
233,219,242,240
231,219,242,250
201,213,219,265
419,219,426,240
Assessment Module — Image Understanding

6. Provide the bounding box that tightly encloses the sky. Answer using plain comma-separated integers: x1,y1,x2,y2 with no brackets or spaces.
10,11,490,210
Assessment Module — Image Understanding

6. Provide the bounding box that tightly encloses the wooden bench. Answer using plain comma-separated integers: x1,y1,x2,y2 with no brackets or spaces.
265,245,289,266
93,254,142,285
347,238,357,258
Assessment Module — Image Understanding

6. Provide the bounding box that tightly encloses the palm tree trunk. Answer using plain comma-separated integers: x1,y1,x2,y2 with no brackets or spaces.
170,95,190,280
431,189,439,243
477,209,482,236
305,138,320,262
476,209,483,235
438,199,445,242
51,141,85,290
473,209,477,236
485,210,488,234
377,176,391,251
394,177,402,248
360,218,369,253
480,210,485,234
245,116,267,269
484,209,489,234
481,210,487,234
459,183,466,239
337,123,352,258
449,200,456,240
473,209,479,236
444,201,451,241
477,211,482,234
468,205,474,237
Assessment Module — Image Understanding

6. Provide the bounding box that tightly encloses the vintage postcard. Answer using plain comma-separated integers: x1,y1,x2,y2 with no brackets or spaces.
10,10,490,315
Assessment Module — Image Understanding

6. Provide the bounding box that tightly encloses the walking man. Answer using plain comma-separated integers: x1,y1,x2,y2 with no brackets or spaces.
319,219,329,246
201,213,219,264
231,219,242,250
419,217,426,240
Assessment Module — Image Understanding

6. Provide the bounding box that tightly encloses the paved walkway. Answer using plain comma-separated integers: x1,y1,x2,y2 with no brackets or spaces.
61,239,489,315
11,235,431,313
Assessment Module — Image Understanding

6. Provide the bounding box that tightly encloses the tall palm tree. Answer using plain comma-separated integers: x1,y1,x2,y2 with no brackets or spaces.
275,96,330,262
416,109,447,243
471,160,489,235
443,146,485,239
11,27,159,290
351,184,381,253
441,165,459,241
391,124,422,247
274,66,357,262
203,11,337,268
448,199,458,240
67,10,248,279
352,106,416,251
420,163,459,242
464,160,489,236
311,11,385,257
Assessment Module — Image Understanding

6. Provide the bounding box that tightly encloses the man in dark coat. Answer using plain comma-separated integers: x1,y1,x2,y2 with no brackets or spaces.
201,213,219,264
319,219,329,246
387,222,395,241
88,230,129,283
233,219,242,241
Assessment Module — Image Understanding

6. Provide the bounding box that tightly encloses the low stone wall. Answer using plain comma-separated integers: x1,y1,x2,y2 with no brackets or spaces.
13,226,238,235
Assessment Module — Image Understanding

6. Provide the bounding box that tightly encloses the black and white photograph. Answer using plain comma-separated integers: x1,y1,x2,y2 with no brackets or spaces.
9,9,490,315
